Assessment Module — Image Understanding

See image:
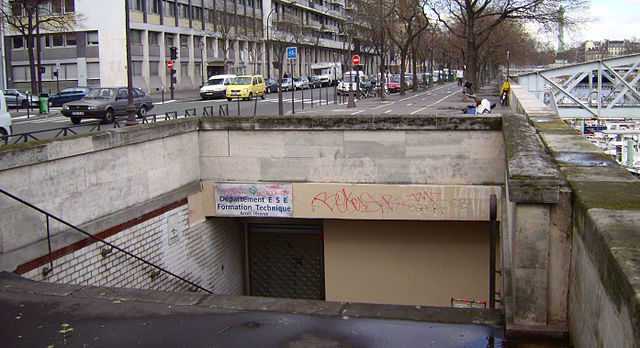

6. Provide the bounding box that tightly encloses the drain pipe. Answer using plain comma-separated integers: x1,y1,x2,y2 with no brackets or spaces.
489,194,498,309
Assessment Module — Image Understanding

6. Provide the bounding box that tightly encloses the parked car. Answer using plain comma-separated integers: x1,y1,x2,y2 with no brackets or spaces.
293,76,310,90
2,89,39,108
265,78,279,93
61,87,154,124
386,76,403,93
309,76,322,88
280,78,293,91
226,75,266,101
0,90,12,144
48,86,91,107
199,74,236,99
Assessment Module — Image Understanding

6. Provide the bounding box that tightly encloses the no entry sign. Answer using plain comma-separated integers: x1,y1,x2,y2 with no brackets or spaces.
352,55,360,65
167,60,174,69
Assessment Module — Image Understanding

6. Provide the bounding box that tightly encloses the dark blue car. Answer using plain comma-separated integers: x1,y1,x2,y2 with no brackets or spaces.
48,86,90,107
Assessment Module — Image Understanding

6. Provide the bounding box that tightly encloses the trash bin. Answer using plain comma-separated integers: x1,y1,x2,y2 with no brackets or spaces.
39,94,49,114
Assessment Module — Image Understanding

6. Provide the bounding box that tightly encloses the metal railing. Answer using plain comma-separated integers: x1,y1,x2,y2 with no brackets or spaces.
0,188,213,293
3,89,344,146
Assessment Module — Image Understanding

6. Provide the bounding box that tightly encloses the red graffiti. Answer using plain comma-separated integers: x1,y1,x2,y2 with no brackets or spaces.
311,188,470,216
311,189,411,214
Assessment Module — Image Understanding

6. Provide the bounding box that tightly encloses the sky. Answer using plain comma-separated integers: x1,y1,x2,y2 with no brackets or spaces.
579,0,640,41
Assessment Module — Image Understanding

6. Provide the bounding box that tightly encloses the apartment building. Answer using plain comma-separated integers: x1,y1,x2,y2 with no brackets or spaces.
3,0,373,94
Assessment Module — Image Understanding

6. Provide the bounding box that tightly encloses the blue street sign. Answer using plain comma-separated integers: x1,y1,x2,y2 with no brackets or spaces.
286,47,297,60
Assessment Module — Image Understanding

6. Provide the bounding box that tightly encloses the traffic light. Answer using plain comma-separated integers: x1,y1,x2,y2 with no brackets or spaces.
170,68,176,84
39,66,46,74
169,46,178,60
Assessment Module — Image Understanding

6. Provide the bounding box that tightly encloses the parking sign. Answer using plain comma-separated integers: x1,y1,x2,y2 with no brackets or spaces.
286,47,297,60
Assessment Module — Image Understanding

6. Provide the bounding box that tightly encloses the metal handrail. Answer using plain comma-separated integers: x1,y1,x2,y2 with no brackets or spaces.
0,188,213,294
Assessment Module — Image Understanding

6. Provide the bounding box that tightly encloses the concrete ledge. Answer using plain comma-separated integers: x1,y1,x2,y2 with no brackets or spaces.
0,118,199,170
502,113,561,203
199,115,502,131
0,276,504,327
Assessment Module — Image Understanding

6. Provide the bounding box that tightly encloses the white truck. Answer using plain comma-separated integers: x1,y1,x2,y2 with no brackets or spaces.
311,62,342,86
0,90,13,145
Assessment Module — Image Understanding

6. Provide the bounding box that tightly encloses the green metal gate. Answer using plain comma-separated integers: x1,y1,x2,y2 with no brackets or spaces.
248,223,324,300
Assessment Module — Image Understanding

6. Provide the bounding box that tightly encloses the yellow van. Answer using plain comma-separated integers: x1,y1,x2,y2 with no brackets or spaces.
226,75,266,101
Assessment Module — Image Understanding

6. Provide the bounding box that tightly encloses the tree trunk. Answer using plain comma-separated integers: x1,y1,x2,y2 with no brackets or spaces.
465,38,478,92
412,48,417,92
27,16,37,94
399,48,406,95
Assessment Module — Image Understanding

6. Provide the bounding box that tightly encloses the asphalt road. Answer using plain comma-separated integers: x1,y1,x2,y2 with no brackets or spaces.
7,83,494,144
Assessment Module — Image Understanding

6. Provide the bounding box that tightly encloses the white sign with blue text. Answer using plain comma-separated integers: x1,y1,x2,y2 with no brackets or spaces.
215,183,293,217
286,47,298,60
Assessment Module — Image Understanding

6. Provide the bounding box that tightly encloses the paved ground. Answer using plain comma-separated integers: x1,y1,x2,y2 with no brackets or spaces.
0,274,505,347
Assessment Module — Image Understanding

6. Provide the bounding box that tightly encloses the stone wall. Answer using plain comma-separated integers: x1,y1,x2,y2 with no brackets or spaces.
198,115,505,185
510,84,640,347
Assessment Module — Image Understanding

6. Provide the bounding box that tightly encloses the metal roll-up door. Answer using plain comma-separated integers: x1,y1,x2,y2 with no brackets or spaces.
248,223,324,300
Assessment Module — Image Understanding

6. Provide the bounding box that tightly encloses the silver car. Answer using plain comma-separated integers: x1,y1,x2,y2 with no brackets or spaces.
293,76,310,90
61,87,154,124
2,89,39,108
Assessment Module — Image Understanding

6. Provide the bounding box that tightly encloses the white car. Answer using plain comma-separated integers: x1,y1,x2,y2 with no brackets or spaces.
200,74,236,99
0,90,13,145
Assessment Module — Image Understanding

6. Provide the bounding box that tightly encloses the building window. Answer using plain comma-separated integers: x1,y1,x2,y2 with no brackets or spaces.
87,31,99,45
13,66,29,82
11,2,23,16
130,30,143,45
66,33,77,46
51,0,63,13
87,63,100,79
12,36,24,49
148,31,159,45
150,0,160,14
178,3,188,19
132,61,143,76
51,33,64,47
181,62,188,76
131,0,143,11
180,35,188,49
206,9,214,23
192,6,202,21
165,1,176,17
150,60,159,75
64,0,75,13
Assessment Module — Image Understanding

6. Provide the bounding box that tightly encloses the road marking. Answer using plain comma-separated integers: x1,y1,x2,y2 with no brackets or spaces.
350,109,364,115
406,103,413,106
410,89,461,115
384,109,392,113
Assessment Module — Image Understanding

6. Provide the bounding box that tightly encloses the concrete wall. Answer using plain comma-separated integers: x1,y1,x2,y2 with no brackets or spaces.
324,219,490,307
510,85,640,346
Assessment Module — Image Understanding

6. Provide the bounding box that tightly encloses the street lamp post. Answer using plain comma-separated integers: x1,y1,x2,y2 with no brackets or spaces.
199,39,205,86
346,18,355,108
124,0,137,126
265,7,277,80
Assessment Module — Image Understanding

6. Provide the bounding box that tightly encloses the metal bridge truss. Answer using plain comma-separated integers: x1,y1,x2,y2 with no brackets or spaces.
516,53,640,119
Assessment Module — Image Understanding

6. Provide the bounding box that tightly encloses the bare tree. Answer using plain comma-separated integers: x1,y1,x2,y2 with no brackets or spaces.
426,0,587,90
267,5,309,115
385,0,430,95
0,0,82,94
354,0,393,99
211,1,242,74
